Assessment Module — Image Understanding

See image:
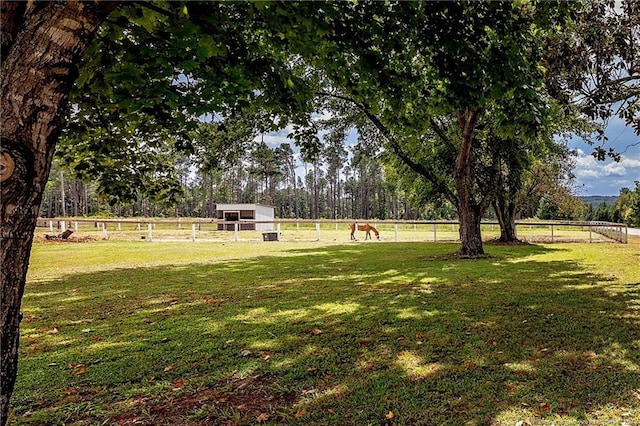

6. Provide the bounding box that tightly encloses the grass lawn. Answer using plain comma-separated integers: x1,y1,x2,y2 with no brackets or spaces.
10,237,640,425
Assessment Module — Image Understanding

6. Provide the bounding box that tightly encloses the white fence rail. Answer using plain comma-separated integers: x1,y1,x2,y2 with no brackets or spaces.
35,218,628,244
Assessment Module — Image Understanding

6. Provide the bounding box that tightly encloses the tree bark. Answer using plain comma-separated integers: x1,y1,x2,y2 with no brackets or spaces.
0,2,118,424
455,108,485,256
493,199,519,242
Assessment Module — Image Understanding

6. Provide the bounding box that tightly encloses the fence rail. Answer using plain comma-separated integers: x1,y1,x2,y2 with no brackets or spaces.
35,218,628,244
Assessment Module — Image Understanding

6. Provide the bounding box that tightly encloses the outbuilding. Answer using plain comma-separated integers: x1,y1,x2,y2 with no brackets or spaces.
215,203,275,231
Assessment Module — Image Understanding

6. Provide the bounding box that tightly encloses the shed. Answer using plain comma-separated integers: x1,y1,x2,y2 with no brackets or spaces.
216,204,275,231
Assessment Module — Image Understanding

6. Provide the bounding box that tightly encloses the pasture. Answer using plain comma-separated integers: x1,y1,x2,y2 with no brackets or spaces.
11,236,640,425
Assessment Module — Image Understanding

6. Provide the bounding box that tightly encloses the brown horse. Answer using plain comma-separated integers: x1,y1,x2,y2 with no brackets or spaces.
350,223,380,240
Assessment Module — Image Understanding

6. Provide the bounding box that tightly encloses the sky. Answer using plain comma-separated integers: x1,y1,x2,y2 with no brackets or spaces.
570,117,640,196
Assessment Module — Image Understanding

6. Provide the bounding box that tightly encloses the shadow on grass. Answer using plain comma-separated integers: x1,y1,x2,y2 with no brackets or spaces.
13,242,640,425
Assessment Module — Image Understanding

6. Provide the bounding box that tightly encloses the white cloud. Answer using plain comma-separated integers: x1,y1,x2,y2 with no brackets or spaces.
621,157,640,168
575,168,601,178
602,162,626,176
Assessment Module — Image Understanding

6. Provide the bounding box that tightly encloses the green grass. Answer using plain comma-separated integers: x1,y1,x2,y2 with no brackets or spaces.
10,238,640,425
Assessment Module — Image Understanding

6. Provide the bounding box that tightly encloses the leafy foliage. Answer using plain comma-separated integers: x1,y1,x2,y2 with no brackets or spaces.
545,0,640,159
59,1,319,205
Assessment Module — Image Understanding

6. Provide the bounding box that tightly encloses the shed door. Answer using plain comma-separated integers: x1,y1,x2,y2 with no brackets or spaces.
224,212,239,231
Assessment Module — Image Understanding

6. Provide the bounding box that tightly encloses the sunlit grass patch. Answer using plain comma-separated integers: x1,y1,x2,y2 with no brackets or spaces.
10,238,640,425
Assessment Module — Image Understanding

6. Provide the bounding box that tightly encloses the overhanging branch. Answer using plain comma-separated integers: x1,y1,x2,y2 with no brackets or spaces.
317,90,458,204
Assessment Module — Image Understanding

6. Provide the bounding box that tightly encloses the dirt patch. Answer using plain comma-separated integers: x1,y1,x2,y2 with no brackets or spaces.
33,235,96,243
109,373,298,425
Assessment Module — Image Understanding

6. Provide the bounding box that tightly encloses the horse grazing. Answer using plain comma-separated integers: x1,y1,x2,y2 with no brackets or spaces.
350,223,380,240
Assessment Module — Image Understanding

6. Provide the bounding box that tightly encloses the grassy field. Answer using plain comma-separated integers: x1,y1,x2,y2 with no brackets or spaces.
10,236,640,425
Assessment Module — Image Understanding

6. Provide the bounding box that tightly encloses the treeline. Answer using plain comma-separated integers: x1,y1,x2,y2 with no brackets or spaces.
45,150,640,227
41,149,438,221
582,183,640,227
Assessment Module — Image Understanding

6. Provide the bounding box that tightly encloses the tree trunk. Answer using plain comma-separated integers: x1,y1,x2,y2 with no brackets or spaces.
454,108,485,256
0,3,117,424
493,199,520,242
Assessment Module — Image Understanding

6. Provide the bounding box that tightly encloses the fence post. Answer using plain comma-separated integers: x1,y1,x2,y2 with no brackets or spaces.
178,218,182,229
102,223,108,240
551,224,554,243
277,222,281,239
354,222,358,240
74,221,79,232
316,222,321,241
61,221,66,233
192,223,196,242
433,223,437,242
589,225,592,243
394,223,398,242
234,223,239,242
147,224,153,242
49,221,54,232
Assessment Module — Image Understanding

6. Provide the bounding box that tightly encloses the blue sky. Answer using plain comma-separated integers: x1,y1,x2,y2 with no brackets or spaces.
571,117,640,196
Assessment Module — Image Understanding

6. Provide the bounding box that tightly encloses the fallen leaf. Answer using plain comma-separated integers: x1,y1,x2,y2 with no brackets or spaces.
240,350,252,357
163,365,175,372
65,387,77,395
68,363,83,369
385,411,394,419
539,402,551,411
295,409,307,418
90,336,101,342
26,315,37,323
71,367,87,376
174,379,184,389
47,327,59,334
82,328,94,333
312,329,322,335
256,412,269,423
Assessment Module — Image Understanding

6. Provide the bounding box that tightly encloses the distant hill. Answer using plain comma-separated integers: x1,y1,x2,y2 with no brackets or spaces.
580,195,619,206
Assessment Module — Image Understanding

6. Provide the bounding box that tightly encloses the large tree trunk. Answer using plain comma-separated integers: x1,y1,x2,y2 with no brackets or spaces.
454,108,485,256
0,2,117,424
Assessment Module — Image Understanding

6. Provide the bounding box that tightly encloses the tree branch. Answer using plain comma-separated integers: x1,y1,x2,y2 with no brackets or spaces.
429,118,456,151
131,0,174,18
317,90,458,204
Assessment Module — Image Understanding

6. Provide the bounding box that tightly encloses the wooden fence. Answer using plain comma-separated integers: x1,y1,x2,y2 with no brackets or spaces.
35,218,628,244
